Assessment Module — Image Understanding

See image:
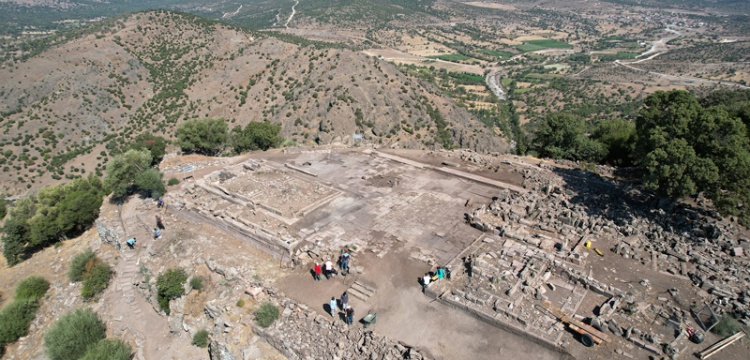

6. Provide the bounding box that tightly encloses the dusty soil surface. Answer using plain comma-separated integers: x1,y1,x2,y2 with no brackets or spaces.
278,244,568,360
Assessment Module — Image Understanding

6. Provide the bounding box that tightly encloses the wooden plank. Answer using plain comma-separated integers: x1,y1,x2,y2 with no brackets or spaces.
542,301,610,343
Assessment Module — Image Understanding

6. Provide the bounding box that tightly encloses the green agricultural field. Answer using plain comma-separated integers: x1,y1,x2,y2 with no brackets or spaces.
543,64,570,70
517,39,573,52
427,53,473,62
479,49,513,60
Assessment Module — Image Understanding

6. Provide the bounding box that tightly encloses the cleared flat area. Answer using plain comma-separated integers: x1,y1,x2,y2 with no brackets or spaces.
265,148,567,360
279,247,568,360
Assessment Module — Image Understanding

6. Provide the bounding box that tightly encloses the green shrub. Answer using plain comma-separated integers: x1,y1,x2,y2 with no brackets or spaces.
44,308,106,360
236,299,245,308
0,197,6,219
128,133,167,165
189,276,203,291
68,248,96,282
230,121,283,153
711,314,746,337
69,250,113,301
167,177,180,186
80,338,132,360
254,303,279,328
134,168,165,199
15,276,50,301
81,262,113,301
156,268,188,314
0,299,40,352
192,330,209,348
176,118,228,156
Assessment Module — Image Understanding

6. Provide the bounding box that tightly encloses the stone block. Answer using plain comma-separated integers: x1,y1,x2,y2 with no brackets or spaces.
732,247,744,257
245,286,264,298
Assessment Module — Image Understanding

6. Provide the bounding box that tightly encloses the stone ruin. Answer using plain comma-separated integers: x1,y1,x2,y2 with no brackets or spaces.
166,159,343,262
423,159,750,358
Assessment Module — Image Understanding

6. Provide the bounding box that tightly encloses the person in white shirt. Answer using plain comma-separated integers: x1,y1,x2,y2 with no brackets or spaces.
422,273,431,291
325,260,334,279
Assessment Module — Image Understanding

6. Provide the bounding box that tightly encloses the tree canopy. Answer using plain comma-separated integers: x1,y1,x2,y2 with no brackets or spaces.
636,90,750,223
128,133,167,165
176,118,228,156
529,112,606,163
230,121,283,153
103,149,164,201
2,175,104,265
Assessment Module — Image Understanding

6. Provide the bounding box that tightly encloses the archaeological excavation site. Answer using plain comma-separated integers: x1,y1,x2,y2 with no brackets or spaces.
83,146,748,360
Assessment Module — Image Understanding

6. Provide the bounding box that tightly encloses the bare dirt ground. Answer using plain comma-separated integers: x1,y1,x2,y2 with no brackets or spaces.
278,244,568,360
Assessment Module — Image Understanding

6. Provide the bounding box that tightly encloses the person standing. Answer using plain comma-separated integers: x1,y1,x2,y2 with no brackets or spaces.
341,249,350,274
313,262,322,281
422,272,431,292
346,306,354,326
156,215,165,230
325,259,334,279
329,297,338,318
341,291,349,310
154,228,162,239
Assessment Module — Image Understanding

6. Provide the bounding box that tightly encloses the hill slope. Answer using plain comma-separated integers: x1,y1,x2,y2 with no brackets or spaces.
0,10,507,195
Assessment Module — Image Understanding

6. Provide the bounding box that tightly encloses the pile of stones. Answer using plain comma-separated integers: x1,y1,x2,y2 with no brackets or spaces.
469,164,750,323
254,297,429,360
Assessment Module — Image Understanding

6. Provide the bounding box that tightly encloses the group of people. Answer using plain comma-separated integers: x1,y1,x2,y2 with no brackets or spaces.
312,249,351,281
127,200,167,250
329,291,355,326
422,266,448,290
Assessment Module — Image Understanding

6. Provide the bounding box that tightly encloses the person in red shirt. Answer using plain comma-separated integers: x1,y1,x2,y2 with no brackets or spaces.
313,262,322,281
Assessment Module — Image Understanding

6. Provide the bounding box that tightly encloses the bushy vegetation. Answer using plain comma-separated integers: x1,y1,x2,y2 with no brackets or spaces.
192,329,209,348
529,112,606,162
176,118,228,156
2,175,104,266
80,339,132,360
167,177,180,186
68,248,96,282
0,276,49,356
189,276,203,291
527,89,750,225
230,121,283,153
68,249,113,301
0,299,39,356
15,276,50,300
0,197,6,220
254,302,279,328
81,262,113,301
104,149,165,201
45,308,107,360
711,314,746,337
127,133,167,165
636,90,750,224
156,268,188,314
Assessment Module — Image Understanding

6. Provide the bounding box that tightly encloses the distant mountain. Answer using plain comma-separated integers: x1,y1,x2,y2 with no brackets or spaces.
0,0,442,35
0,10,507,195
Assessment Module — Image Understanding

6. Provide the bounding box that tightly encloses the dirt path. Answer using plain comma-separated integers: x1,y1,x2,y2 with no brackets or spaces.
102,201,204,360
285,0,300,29
613,27,750,89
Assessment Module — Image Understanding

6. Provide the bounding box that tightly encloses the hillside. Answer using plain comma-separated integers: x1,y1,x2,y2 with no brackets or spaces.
0,10,507,196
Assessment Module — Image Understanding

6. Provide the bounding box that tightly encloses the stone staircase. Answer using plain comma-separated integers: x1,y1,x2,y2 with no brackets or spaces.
116,251,144,319
347,280,376,303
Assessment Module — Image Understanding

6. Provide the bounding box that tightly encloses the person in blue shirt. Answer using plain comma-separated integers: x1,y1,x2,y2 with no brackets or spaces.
436,267,445,280
341,249,350,274
126,238,136,249
329,297,338,317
